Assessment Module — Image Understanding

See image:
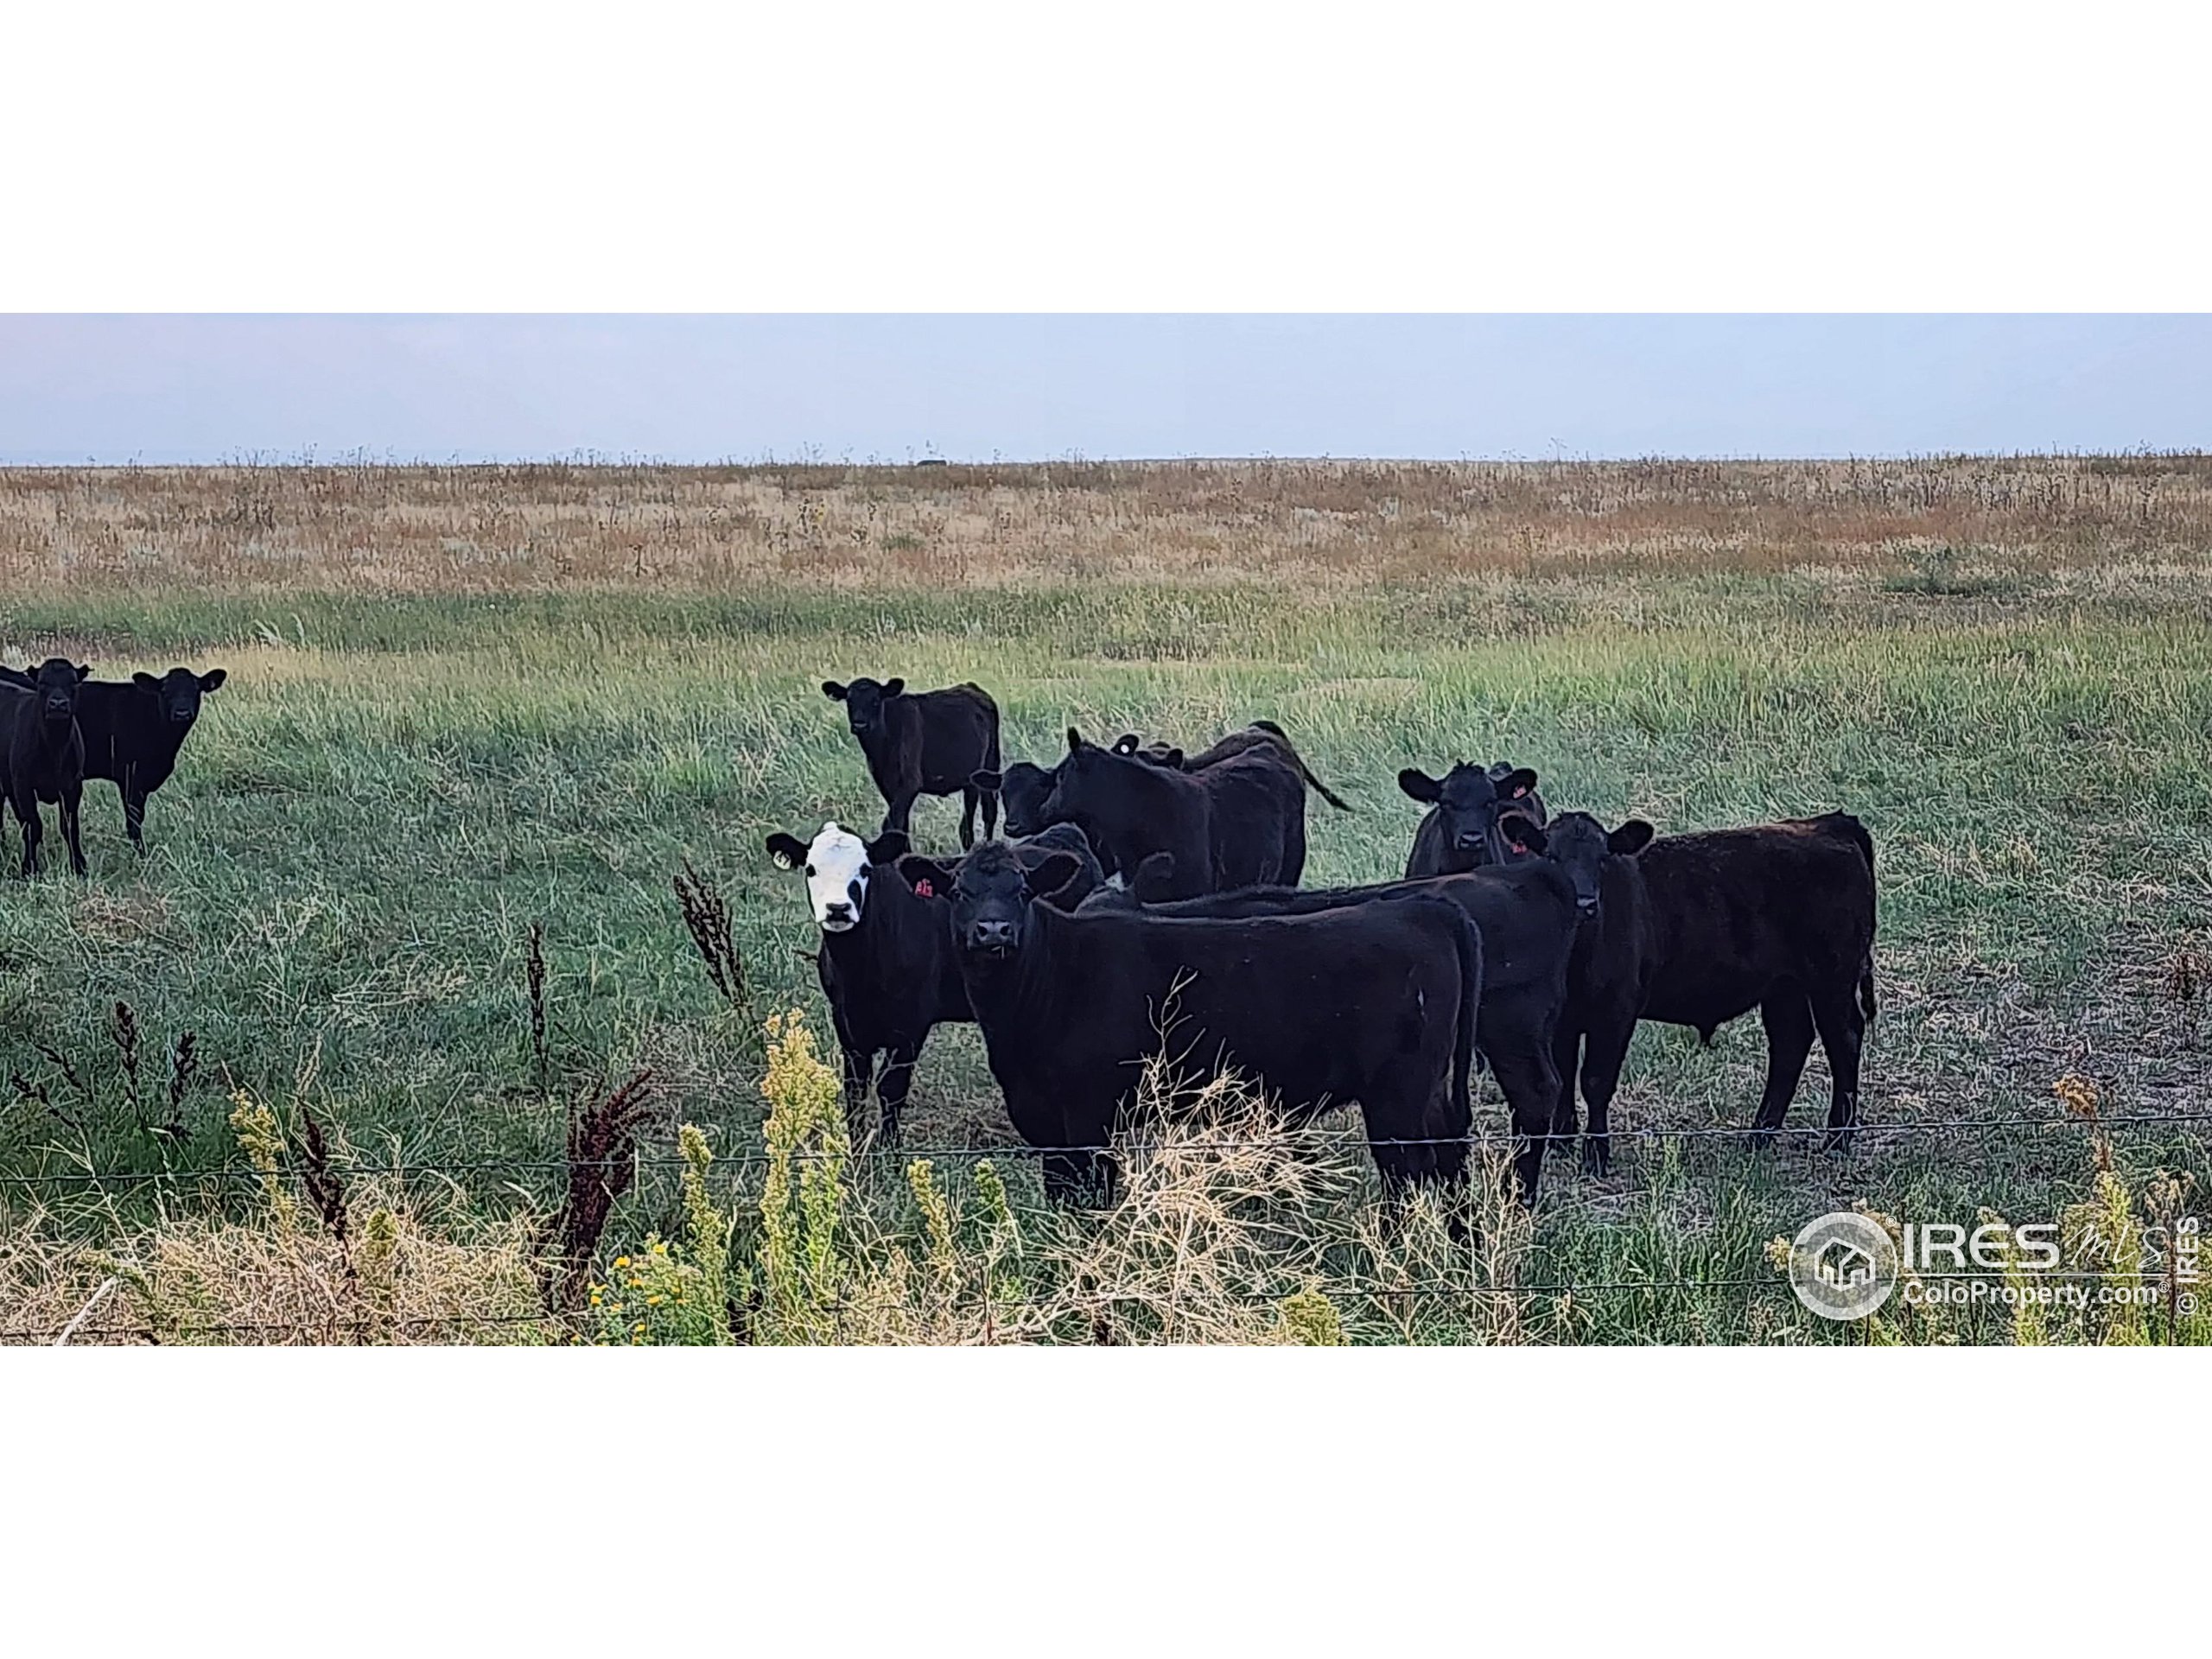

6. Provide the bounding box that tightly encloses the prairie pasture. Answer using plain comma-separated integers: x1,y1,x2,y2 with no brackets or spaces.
2,456,2209,1344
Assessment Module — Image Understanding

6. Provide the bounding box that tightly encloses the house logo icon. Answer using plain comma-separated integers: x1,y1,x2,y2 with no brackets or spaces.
1789,1212,1898,1320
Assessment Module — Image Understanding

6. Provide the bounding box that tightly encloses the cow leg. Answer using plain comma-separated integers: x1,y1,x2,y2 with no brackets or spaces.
980,784,999,840
1808,983,1866,1154
882,791,918,841
1485,1038,1561,1206
13,795,40,878
1361,1090,1427,1201
1574,1020,1635,1178
61,785,86,878
1548,1022,1583,1152
839,1046,876,1146
1046,1094,1118,1208
1043,1147,1113,1208
875,1040,923,1147
120,770,147,853
957,786,979,849
1745,993,1815,1150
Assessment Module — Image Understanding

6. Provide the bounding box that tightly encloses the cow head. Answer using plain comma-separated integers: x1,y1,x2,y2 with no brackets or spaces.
765,820,911,933
821,676,905,738
1042,727,1141,823
132,665,227,728
1398,761,1539,862
982,760,1058,836
898,840,1078,959
23,658,92,732
1501,810,1653,916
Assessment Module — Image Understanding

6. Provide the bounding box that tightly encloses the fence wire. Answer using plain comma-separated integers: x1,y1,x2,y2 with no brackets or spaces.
5,1107,2204,1345
3,1109,2208,1192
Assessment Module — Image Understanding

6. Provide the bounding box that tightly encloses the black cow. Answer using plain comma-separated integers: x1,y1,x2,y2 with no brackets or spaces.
1037,727,1306,899
822,677,1001,848
934,821,1105,912
895,841,1480,1204
0,664,226,852
1080,857,1583,1203
765,820,963,1145
763,820,1108,1143
1507,810,1878,1174
1401,760,1544,876
0,658,93,878
976,757,1120,881
1110,720,1354,812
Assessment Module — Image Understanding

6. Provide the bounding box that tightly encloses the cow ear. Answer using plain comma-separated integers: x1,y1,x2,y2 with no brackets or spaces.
1500,813,1547,855
882,677,905,698
1111,733,1141,755
821,681,848,701
1503,768,1538,800
1608,820,1656,856
134,672,162,690
1398,768,1442,804
1129,851,1179,902
199,669,227,692
765,833,810,870
969,767,1002,792
865,828,910,866
1020,851,1081,899
73,664,92,681
1161,747,1185,768
895,854,956,895
1067,727,1086,753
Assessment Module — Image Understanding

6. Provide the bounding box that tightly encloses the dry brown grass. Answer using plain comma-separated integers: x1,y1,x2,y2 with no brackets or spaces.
0,1191,554,1345
6,454,2211,595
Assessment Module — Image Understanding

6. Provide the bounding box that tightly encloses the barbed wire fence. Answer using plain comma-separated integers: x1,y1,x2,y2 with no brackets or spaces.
5,1106,2208,1346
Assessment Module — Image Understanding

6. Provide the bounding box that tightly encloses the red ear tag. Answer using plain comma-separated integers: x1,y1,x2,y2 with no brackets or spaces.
915,880,934,898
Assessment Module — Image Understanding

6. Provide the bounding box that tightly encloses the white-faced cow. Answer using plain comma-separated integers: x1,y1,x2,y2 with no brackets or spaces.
763,819,1109,1143
821,677,1001,848
765,820,965,1145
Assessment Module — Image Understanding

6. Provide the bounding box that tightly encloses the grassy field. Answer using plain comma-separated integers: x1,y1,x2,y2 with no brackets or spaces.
3,456,2209,1344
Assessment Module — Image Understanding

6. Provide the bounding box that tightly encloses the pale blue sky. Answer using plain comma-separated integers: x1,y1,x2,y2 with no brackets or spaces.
0,315,2203,464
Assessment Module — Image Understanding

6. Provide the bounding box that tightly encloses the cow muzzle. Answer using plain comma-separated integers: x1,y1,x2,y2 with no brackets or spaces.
819,902,857,931
969,920,1016,954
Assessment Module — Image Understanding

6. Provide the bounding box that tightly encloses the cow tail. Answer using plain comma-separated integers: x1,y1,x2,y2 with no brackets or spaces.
1251,718,1354,812
1828,812,1878,1025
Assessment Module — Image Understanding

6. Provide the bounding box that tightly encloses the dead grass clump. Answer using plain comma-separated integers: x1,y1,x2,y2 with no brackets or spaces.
0,1198,551,1345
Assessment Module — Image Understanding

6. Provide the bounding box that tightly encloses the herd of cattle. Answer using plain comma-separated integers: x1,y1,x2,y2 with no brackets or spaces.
772,676,1878,1205
0,652,1878,1212
0,656,226,874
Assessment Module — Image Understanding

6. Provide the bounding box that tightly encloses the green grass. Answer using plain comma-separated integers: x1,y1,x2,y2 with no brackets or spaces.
4,573,2209,1343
